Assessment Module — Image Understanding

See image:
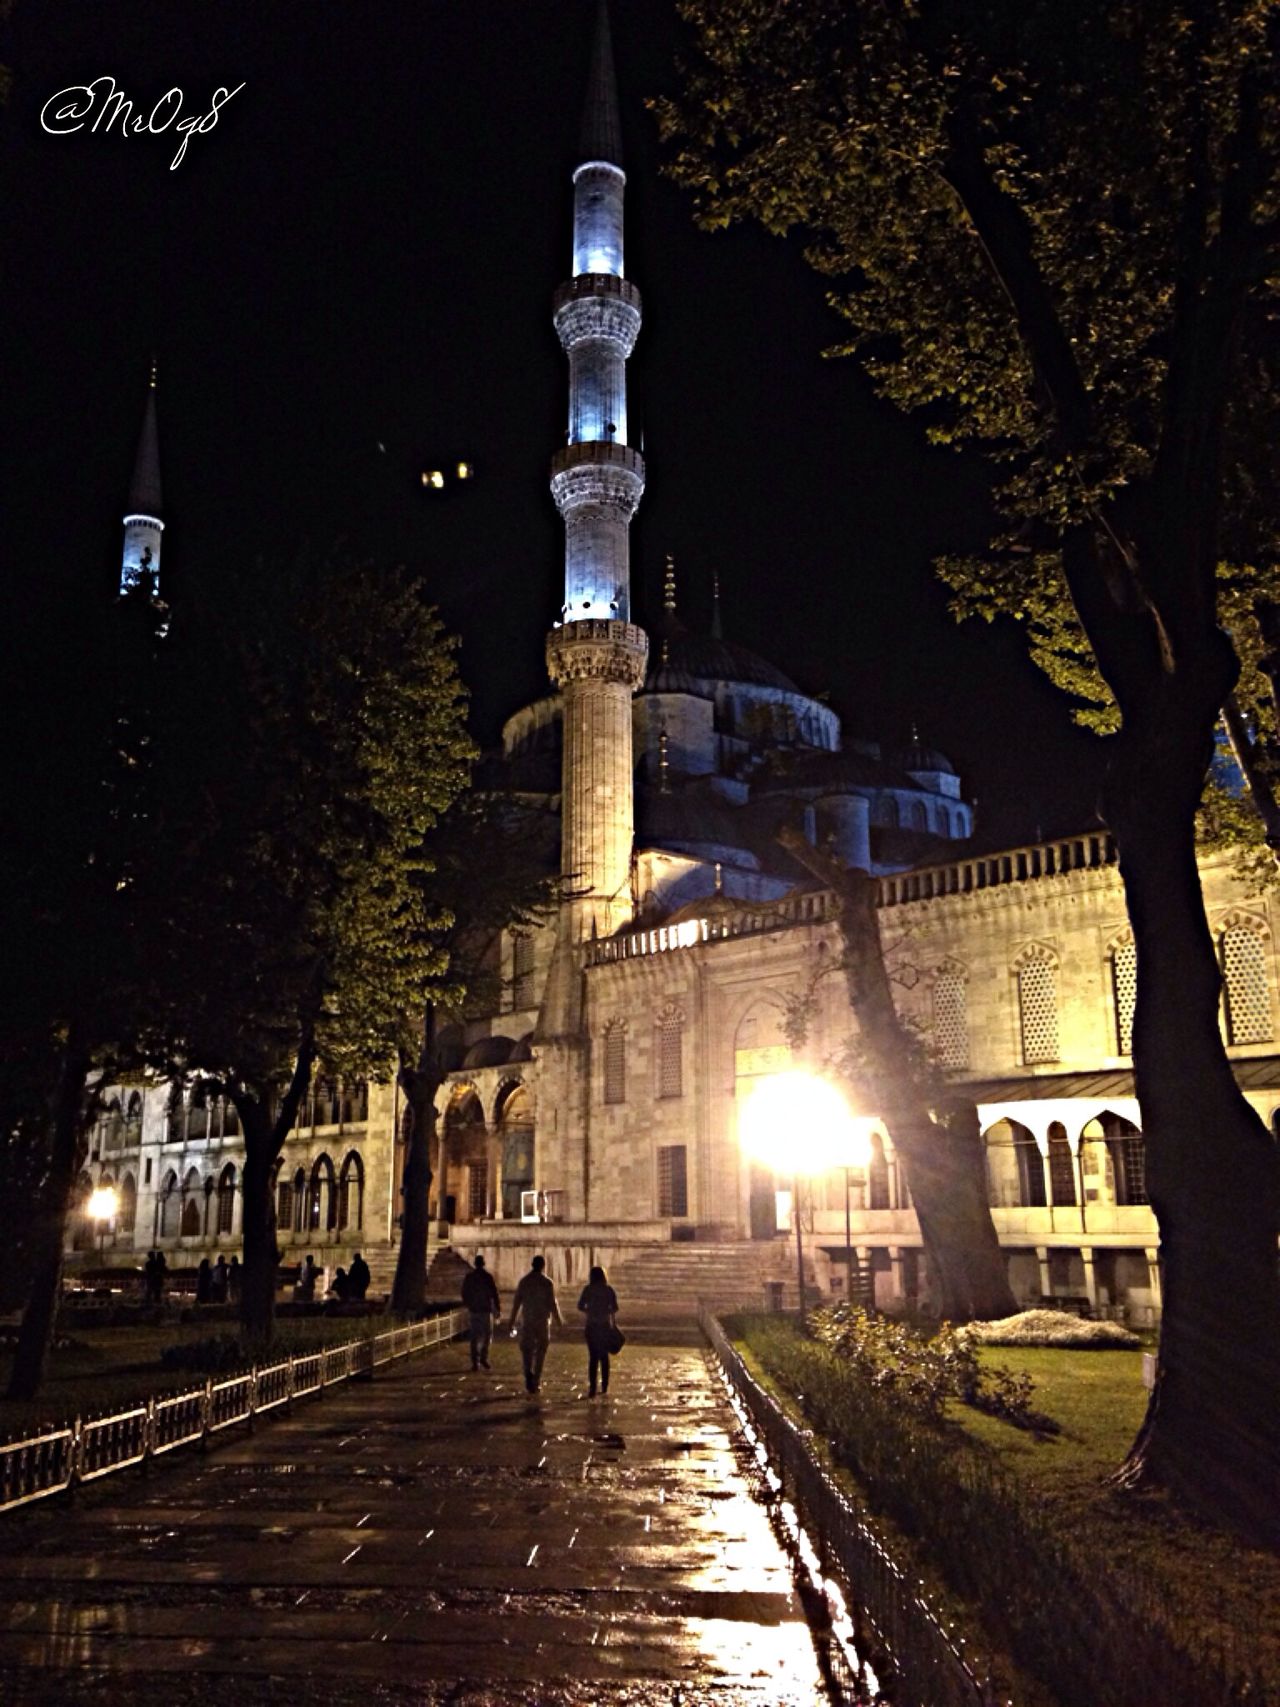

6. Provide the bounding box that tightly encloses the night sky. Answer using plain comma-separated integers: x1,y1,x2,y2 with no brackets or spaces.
0,0,1104,851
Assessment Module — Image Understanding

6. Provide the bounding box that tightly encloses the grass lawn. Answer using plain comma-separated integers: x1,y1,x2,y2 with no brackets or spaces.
0,1316,382,1443
961,1344,1280,1691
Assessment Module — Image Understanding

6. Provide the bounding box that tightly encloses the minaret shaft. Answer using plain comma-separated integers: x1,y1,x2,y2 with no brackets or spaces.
544,2,647,968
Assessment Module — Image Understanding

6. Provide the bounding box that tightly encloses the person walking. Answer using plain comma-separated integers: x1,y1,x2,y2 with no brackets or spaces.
509,1255,561,1394
577,1264,620,1397
461,1254,501,1371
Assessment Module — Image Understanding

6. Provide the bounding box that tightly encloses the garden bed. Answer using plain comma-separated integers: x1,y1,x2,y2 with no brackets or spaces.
733,1313,1280,1707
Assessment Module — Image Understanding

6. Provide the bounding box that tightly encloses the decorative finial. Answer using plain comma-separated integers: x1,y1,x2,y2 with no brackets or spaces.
661,636,669,667
148,353,158,390
910,720,920,744
658,729,671,794
714,860,723,894
710,568,723,640
580,0,623,169
663,554,676,616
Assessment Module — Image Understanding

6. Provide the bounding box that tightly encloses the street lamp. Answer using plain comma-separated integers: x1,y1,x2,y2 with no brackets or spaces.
739,1071,858,1323
86,1184,118,1259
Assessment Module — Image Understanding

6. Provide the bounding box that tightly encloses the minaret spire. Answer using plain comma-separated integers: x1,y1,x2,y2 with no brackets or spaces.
542,1,649,1021
580,0,623,169
710,569,723,640
121,360,164,596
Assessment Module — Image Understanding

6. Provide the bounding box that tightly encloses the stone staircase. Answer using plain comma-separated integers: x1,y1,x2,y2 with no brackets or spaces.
604,1240,824,1339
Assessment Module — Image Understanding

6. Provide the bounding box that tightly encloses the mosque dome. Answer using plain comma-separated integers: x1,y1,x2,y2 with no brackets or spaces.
897,738,956,776
645,631,799,695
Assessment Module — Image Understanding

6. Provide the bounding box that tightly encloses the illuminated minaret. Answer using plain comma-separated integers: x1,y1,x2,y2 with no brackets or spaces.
544,1,648,955
120,360,163,596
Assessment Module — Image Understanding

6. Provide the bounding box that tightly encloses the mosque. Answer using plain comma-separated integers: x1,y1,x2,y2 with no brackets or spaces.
78,7,1280,1322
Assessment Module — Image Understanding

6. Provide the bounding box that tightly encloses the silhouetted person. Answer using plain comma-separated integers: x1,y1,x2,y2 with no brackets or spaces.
461,1254,501,1370
509,1255,561,1394
348,1251,371,1300
228,1255,242,1303
577,1264,620,1398
195,1257,213,1304
331,1266,351,1301
296,1254,318,1302
152,1250,168,1303
212,1255,229,1304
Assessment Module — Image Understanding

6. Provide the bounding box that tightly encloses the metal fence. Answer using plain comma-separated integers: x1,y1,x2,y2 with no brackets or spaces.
0,1309,466,1516
701,1311,1008,1707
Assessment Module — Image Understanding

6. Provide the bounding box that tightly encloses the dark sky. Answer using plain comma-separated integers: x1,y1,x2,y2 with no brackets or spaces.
0,0,1104,849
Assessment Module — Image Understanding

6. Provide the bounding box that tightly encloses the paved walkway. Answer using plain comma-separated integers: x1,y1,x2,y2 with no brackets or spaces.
0,1334,831,1705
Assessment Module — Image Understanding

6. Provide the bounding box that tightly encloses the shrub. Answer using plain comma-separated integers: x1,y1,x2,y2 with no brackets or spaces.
809,1302,1046,1430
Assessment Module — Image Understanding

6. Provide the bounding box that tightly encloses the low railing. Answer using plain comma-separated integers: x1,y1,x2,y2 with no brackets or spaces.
701,1311,1006,1707
0,1309,466,1517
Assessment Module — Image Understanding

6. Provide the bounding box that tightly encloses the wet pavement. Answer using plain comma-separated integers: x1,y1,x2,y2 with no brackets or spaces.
0,1336,832,1704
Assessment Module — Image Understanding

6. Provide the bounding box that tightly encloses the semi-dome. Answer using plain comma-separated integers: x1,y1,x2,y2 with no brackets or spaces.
463,1036,518,1070
898,738,956,776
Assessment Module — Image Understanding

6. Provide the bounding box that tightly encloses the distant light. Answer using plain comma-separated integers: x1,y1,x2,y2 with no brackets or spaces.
422,469,445,490
456,461,473,480
87,1185,118,1222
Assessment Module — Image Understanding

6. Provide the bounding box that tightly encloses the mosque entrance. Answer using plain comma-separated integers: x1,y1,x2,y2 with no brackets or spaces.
498,1085,535,1221
749,1165,779,1240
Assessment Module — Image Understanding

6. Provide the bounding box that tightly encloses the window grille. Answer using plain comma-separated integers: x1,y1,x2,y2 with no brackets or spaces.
657,1012,683,1099
468,1165,487,1219
1018,959,1060,1063
276,1177,294,1233
1112,940,1137,1054
216,1168,236,1235
657,1145,688,1217
603,1023,626,1104
512,933,536,1009
932,973,969,1069
1222,927,1273,1044
1048,1134,1077,1207
338,1155,364,1230
1109,1134,1148,1205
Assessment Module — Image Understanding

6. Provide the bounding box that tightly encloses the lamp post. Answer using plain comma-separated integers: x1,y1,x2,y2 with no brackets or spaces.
86,1184,118,1260
739,1071,859,1325
841,1119,878,1308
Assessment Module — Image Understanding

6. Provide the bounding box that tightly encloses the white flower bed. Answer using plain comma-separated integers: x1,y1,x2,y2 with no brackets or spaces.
960,1309,1141,1349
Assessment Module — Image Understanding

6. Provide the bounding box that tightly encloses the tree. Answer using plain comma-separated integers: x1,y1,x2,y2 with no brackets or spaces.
659,0,1280,1541
136,550,472,1340
391,792,558,1314
778,826,1016,1322
1,573,166,1399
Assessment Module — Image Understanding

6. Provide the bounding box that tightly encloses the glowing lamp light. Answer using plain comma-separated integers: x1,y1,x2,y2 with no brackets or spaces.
738,1071,858,1179
456,461,473,479
87,1185,118,1223
422,469,445,489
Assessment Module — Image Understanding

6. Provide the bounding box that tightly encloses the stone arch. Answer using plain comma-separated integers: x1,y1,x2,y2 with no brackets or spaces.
158,1169,179,1240
1012,942,1061,1065
982,1117,1045,1209
1217,912,1274,1045
216,1163,237,1236
180,1168,204,1237
338,1150,364,1232
1081,1109,1147,1206
292,1167,307,1233
931,957,970,1071
732,993,792,1079
309,1154,337,1233
496,1083,535,1222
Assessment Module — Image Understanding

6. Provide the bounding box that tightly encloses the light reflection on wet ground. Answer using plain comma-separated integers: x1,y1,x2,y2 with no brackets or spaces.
0,1340,834,1704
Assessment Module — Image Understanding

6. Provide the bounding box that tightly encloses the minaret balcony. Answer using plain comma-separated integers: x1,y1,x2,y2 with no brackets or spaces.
551,440,644,479
553,273,641,314
550,441,645,519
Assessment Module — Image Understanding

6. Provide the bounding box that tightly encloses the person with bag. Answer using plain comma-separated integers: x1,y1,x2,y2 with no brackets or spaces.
577,1263,621,1398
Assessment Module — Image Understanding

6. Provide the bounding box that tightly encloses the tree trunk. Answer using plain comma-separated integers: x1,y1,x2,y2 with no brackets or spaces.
233,1038,314,1345
1105,720,1280,1547
238,1103,280,1345
392,1056,442,1315
778,827,1017,1322
6,1036,95,1401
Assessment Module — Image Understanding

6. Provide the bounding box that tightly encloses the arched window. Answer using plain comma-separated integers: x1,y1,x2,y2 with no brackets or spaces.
339,1080,369,1125
159,1170,179,1239
879,797,900,829
188,1085,209,1142
907,799,927,831
1221,922,1273,1044
1103,1114,1147,1206
167,1084,186,1143
603,1019,626,1105
656,1005,684,1100
222,1097,240,1137
292,1167,307,1233
180,1168,203,1237
125,1090,143,1142
314,1080,339,1128
1047,1123,1076,1207
101,1097,123,1151
512,932,536,1009
1111,935,1137,1055
309,1154,336,1232
932,966,969,1070
338,1151,364,1232
216,1164,237,1235
119,1173,137,1235
1016,949,1060,1064
984,1120,1044,1208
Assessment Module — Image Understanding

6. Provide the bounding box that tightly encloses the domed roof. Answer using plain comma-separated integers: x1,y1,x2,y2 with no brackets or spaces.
898,739,956,776
462,1035,518,1070
645,631,799,695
